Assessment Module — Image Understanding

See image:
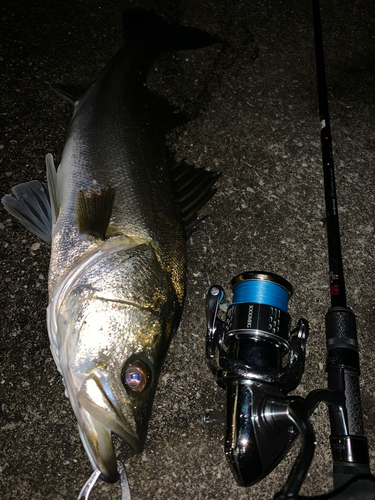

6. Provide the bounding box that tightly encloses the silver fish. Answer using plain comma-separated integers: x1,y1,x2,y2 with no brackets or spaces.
2,9,218,482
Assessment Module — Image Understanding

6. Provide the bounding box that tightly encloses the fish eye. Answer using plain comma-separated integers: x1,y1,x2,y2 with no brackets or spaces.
123,361,148,393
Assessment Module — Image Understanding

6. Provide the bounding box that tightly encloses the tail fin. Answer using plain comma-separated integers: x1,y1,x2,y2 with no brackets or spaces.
122,8,217,51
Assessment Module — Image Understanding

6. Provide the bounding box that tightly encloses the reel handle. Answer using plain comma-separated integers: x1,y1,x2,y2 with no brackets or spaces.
326,307,371,486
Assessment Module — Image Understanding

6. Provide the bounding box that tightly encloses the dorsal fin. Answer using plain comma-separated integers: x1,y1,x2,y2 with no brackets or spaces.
170,157,221,237
76,186,116,240
1,180,52,244
46,153,60,223
50,82,91,104
1,153,62,244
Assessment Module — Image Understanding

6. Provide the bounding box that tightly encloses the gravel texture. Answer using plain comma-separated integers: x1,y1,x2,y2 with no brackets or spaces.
1,0,374,499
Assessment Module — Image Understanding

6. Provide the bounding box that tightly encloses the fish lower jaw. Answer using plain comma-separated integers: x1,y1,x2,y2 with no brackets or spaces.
79,419,144,483
75,373,146,480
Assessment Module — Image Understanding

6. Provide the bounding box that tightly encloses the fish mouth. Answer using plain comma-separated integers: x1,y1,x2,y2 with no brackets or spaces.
77,371,147,482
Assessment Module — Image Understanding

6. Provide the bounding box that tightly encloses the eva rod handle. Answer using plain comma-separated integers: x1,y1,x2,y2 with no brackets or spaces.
326,307,370,486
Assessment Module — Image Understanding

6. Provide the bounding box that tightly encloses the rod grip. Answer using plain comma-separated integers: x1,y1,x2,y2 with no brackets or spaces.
325,307,370,485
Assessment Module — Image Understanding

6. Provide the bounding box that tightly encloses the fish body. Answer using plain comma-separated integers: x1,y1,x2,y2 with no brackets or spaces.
2,9,218,482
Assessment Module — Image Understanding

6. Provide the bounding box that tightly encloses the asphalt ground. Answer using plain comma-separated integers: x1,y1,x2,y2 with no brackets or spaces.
1,0,374,499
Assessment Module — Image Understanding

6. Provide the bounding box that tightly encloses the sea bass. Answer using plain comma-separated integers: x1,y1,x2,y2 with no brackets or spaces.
2,9,218,482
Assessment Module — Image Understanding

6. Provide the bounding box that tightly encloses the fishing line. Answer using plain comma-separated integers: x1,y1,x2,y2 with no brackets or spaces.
196,219,211,289
232,279,290,313
77,461,131,500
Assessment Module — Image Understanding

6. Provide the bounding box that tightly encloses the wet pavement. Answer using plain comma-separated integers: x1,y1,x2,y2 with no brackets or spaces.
1,0,375,499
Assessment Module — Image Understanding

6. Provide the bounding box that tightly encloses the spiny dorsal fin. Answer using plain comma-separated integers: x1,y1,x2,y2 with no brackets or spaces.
46,153,61,223
1,180,52,244
170,157,220,237
51,82,91,104
76,186,116,240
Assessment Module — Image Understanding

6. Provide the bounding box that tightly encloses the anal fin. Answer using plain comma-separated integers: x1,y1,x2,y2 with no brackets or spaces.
170,156,221,237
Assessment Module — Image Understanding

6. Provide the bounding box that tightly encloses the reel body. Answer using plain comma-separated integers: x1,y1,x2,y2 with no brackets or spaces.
206,271,309,487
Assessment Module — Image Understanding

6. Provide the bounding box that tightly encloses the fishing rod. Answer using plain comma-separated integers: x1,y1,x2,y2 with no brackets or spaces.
312,0,371,488
203,1,375,498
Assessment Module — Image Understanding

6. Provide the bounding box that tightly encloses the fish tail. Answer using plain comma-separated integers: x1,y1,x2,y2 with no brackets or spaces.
122,8,217,51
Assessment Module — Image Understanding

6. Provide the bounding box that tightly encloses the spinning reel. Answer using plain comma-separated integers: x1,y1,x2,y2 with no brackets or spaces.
206,272,309,489
205,272,373,499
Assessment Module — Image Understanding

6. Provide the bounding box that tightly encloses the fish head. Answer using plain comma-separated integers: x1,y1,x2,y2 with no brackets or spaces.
50,241,184,481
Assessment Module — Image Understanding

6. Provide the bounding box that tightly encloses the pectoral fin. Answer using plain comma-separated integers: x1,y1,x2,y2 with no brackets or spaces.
76,186,116,240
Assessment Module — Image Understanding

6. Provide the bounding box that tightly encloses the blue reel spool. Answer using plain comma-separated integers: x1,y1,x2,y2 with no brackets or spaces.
232,272,292,313
225,271,294,355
